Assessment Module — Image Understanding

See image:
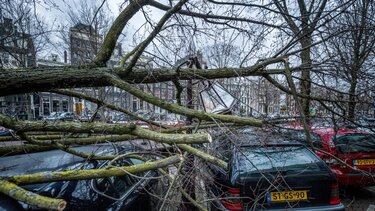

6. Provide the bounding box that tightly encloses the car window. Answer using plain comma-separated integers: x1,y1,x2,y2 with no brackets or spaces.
236,146,322,174
95,175,138,199
334,134,375,153
92,158,145,200
278,129,321,143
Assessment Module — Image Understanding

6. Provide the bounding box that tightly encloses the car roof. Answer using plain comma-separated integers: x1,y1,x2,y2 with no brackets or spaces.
215,131,306,147
0,145,135,177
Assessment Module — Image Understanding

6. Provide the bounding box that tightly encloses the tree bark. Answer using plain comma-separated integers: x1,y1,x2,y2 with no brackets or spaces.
348,80,357,120
93,0,150,66
299,38,312,118
5,155,181,185
0,180,66,211
177,144,227,169
0,134,63,141
0,58,287,96
158,168,208,211
0,115,211,144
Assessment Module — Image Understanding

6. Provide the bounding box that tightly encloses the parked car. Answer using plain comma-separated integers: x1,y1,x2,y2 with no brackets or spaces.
112,114,135,124
205,131,345,211
0,126,13,136
0,145,158,210
313,127,375,186
135,120,150,129
58,112,77,121
79,113,102,122
44,112,63,121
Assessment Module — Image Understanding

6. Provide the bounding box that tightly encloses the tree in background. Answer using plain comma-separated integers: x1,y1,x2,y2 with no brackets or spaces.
323,0,375,120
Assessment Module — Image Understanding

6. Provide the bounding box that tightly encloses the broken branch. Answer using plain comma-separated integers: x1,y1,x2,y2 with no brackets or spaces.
0,180,66,211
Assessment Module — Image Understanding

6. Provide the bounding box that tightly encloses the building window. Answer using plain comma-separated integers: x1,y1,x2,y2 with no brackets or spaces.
62,99,68,112
5,37,13,47
132,100,138,112
52,99,60,112
2,53,9,65
42,97,50,116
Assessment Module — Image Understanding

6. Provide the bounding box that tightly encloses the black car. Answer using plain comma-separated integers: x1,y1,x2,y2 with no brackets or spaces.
205,132,345,211
79,113,102,122
0,145,157,211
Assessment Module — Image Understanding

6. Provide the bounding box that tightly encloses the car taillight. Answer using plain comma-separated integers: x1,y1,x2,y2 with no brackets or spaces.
329,183,340,205
221,187,243,211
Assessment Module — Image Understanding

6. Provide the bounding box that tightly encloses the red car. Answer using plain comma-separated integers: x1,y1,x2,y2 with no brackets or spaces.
313,127,375,186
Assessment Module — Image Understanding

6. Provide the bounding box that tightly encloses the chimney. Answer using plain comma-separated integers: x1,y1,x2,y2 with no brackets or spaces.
64,50,67,63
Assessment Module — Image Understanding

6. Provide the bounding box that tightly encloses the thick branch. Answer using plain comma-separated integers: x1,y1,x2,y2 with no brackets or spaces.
17,132,119,160
122,0,188,76
4,155,181,185
132,127,211,144
158,168,207,211
0,115,211,144
0,134,63,141
0,180,66,211
0,135,135,156
92,0,150,66
0,62,290,96
177,144,227,169
109,75,263,126
0,67,110,96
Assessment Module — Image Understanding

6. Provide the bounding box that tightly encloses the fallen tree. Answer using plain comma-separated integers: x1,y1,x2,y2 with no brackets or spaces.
0,0,365,210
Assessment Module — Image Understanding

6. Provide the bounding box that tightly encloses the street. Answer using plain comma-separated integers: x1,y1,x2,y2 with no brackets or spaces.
342,186,375,211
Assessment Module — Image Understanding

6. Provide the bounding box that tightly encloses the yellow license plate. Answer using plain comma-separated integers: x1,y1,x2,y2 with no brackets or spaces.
354,159,375,166
268,190,308,202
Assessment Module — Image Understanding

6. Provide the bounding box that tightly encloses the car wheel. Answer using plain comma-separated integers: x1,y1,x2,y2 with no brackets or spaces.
0,195,23,211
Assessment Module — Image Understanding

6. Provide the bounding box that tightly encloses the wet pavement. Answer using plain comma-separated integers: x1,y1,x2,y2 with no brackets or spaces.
341,186,375,211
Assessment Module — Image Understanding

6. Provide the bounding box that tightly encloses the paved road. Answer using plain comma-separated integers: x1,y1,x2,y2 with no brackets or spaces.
341,186,375,211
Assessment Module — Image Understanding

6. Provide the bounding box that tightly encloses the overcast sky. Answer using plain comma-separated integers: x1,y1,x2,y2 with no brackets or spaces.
33,0,166,59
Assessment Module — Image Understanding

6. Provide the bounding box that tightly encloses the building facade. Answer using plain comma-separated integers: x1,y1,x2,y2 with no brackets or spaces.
0,16,36,119
36,53,74,117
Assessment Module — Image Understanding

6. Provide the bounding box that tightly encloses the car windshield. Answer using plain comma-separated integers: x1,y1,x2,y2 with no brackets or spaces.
278,129,321,143
334,134,375,153
236,146,322,174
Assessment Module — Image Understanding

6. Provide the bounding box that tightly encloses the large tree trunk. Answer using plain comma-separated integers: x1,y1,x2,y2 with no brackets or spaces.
348,75,358,120
0,58,286,96
300,38,312,119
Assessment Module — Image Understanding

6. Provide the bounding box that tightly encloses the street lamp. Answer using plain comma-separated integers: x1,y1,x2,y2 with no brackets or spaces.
199,81,236,114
